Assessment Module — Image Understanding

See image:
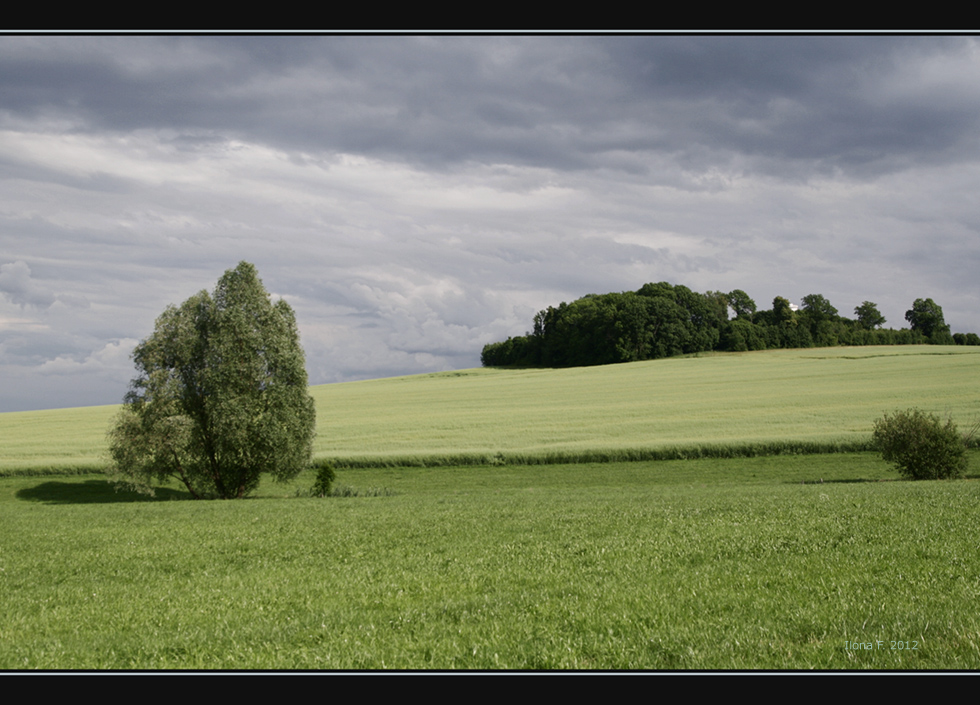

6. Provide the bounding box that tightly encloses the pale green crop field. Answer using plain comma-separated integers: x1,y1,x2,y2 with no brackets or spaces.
0,404,118,473
310,345,980,465
2,346,979,472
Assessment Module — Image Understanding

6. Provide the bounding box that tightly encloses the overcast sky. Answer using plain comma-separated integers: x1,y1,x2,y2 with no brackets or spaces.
2,34,979,412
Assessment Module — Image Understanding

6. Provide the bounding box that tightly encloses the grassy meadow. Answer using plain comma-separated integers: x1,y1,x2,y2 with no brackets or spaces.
1,345,979,669
2,455,979,669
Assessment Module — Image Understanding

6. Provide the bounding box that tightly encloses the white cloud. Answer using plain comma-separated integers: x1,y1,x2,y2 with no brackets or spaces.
36,338,137,377
0,314,48,332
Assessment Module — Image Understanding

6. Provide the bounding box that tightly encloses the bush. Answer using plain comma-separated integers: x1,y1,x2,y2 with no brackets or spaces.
310,460,337,498
871,408,967,480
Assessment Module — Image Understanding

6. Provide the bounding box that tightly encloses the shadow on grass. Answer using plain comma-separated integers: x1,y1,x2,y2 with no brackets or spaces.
791,473,980,485
16,479,191,504
791,478,894,485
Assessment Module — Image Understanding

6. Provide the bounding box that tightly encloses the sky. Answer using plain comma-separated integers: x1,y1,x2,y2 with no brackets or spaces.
2,34,979,412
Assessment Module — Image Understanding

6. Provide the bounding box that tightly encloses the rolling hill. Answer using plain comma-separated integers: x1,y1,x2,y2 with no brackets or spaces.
3,345,978,472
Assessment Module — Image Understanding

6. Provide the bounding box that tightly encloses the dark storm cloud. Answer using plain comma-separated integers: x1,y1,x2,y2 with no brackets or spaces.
599,36,980,174
5,36,977,178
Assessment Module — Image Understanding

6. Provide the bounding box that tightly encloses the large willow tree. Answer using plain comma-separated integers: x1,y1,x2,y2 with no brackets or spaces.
108,262,316,499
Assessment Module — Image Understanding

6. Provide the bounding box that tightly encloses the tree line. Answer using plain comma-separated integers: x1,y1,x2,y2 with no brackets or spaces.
481,283,979,368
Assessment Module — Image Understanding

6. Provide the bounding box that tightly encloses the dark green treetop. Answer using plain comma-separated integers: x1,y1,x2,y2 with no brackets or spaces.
905,298,952,343
727,289,756,320
800,294,838,321
854,301,886,330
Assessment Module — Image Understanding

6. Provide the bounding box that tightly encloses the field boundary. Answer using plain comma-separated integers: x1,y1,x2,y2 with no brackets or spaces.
11,436,980,475
0,462,105,478
323,439,880,469
0,440,880,476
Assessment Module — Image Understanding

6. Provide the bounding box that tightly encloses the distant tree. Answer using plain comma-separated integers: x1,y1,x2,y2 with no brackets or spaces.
954,332,980,346
614,292,654,362
771,296,795,326
727,289,756,320
719,318,767,352
643,294,692,359
481,334,537,367
799,294,840,347
672,285,723,353
637,281,676,300
905,298,952,343
704,291,731,324
107,262,316,499
854,301,886,330
637,282,722,358
800,294,838,321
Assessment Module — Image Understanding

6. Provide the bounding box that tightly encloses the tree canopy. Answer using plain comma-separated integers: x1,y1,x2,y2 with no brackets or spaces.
905,298,952,343
727,289,756,319
107,262,316,499
481,284,976,369
854,301,886,330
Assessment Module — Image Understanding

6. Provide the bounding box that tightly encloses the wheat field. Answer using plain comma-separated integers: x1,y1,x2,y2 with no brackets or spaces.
2,345,978,472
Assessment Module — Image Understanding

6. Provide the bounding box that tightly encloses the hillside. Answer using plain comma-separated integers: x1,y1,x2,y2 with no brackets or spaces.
310,346,980,466
5,345,975,472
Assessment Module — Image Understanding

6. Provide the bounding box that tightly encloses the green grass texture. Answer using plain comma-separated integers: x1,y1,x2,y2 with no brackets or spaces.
2,454,979,669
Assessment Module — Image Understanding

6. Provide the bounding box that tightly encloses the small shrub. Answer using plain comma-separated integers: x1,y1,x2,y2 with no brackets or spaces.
310,460,337,498
871,408,967,480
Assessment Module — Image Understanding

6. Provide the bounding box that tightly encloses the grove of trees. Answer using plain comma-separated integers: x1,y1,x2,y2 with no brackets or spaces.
107,262,317,499
482,283,976,368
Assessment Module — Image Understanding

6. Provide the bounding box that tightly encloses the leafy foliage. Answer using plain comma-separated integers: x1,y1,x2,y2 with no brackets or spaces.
482,282,726,367
107,262,316,499
905,298,952,343
801,293,838,320
871,408,967,480
727,289,756,319
482,284,974,369
854,301,886,330
953,332,980,346
310,459,336,498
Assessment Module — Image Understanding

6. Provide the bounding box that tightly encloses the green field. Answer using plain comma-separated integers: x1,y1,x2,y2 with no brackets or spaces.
2,345,979,669
2,456,979,669
4,345,979,472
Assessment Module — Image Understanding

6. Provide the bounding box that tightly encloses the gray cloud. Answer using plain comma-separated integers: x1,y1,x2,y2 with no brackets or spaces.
0,261,56,308
0,34,978,412
7,36,978,177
